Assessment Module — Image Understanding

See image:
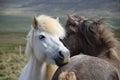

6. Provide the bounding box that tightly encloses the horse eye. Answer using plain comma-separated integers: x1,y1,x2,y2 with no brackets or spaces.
59,38,63,42
39,35,45,40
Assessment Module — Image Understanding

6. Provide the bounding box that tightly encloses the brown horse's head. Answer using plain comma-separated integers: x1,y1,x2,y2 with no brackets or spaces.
63,15,118,58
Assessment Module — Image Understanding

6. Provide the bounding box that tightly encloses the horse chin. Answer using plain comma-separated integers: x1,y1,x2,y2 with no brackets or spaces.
54,58,68,67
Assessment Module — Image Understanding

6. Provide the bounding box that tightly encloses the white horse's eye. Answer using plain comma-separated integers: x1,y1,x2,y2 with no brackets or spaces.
39,35,45,40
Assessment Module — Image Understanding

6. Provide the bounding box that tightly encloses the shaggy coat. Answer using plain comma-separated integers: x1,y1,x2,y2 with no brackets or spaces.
62,15,120,72
52,15,120,80
53,55,120,80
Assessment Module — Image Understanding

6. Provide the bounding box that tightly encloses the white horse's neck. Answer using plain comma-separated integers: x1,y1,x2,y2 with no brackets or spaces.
19,56,46,80
19,28,60,80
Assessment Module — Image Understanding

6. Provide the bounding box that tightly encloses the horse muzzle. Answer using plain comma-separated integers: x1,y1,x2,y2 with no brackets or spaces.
54,50,70,67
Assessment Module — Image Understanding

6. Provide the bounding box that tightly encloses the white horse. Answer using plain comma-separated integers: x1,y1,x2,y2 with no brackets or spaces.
19,15,70,80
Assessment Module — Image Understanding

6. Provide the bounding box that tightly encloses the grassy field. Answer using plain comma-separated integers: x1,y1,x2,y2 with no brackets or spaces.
0,53,27,80
0,32,27,80
0,32,26,53
0,15,31,32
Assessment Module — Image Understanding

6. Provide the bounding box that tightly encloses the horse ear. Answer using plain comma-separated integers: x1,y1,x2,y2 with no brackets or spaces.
32,16,38,29
67,15,79,32
56,17,59,22
67,15,79,26
67,15,75,25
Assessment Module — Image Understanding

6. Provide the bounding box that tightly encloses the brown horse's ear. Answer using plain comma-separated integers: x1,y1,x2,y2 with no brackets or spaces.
32,16,38,29
67,15,79,32
67,15,75,25
67,15,79,25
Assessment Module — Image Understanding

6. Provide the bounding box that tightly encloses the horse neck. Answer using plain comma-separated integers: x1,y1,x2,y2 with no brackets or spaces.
19,56,45,80
45,64,58,80
98,48,120,61
21,31,57,80
83,45,104,57
83,45,120,61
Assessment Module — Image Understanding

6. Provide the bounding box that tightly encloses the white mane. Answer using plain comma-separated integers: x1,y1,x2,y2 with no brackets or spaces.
25,29,33,58
36,15,65,39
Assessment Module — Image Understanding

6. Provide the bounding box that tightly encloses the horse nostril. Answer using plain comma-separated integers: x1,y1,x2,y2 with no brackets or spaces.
58,51,64,58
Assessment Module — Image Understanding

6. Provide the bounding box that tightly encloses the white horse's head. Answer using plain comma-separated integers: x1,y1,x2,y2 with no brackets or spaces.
26,15,70,66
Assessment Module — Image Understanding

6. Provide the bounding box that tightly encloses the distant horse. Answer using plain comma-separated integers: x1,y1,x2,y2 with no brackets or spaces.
19,15,70,80
53,55,120,80
62,15,120,72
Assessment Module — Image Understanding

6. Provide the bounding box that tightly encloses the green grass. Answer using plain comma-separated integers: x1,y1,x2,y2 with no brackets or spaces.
110,18,120,28
0,53,27,80
114,28,120,41
0,15,31,32
0,32,27,53
0,32,27,80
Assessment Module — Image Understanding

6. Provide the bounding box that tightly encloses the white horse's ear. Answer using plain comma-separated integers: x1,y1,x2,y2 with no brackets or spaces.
56,17,59,22
32,16,38,29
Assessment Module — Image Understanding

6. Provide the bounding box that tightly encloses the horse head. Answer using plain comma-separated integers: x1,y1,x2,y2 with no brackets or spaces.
26,15,70,66
63,15,118,57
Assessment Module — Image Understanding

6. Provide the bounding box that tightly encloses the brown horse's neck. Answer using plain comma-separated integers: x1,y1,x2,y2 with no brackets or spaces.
45,64,58,80
98,48,120,73
98,48,120,61
78,34,119,61
83,45,120,61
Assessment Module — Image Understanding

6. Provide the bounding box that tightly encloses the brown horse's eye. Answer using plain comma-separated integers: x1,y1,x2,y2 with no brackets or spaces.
39,35,45,40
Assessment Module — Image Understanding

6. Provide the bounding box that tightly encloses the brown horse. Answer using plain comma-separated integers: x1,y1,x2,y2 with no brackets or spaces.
62,15,120,72
53,55,120,80
52,15,120,80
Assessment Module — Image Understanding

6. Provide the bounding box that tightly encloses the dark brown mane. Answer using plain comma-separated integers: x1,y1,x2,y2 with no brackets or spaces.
65,15,119,60
79,19,105,46
81,19,118,57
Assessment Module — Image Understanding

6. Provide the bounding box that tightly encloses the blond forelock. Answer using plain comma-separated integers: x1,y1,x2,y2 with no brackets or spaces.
36,15,65,39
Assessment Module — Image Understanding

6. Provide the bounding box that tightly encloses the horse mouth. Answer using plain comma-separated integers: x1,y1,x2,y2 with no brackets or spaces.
54,57,70,67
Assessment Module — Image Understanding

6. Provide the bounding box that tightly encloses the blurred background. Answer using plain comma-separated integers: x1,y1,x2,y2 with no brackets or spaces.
0,0,120,80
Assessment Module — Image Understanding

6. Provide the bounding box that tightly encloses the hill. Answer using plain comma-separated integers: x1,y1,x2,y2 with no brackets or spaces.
0,0,119,32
